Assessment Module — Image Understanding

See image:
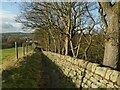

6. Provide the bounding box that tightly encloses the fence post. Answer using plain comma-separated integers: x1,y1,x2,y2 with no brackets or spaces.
25,43,27,54
25,43,28,55
22,43,25,56
25,43,26,55
26,43,28,54
15,42,18,60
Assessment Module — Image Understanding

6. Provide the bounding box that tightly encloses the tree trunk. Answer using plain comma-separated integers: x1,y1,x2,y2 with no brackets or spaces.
70,39,75,57
75,34,82,58
65,6,71,55
118,2,120,70
98,1,120,70
84,35,92,60
46,34,50,51
103,14,120,69
57,34,61,54
65,34,69,55
49,29,57,53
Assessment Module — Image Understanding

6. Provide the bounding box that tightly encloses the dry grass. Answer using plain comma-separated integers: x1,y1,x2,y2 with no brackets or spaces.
1,51,33,71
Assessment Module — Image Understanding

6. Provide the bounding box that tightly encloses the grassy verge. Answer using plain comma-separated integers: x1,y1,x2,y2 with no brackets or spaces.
1,46,33,64
2,47,22,63
2,50,76,88
2,52,44,88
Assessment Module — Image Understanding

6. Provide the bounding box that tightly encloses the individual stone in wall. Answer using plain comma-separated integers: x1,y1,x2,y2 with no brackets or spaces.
117,74,120,86
95,67,107,77
110,70,119,83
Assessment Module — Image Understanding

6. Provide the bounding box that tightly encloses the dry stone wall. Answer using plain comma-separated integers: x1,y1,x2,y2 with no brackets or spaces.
43,51,120,88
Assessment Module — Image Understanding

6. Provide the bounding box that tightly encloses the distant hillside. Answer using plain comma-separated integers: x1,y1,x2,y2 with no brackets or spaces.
1,32,34,38
1,32,35,49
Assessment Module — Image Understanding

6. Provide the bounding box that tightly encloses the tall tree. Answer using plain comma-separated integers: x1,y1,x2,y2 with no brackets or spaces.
17,2,104,63
98,1,120,70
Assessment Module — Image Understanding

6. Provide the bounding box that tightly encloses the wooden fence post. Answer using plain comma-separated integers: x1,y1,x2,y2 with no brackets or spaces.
25,43,26,55
15,42,18,60
22,43,25,56
26,43,28,54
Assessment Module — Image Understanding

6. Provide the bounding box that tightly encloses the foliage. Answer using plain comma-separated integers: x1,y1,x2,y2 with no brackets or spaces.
2,33,34,49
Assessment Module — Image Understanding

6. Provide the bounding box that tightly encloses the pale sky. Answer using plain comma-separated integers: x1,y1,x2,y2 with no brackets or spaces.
1,2,32,33
1,1,101,33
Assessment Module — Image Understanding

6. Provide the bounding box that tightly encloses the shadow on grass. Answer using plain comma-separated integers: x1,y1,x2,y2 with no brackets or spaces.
2,52,46,88
2,51,76,88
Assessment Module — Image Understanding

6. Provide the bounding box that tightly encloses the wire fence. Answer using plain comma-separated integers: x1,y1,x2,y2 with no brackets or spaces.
14,42,34,60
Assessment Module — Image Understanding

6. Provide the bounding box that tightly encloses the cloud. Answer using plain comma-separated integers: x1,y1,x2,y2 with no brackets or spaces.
0,11,23,33
2,22,14,29
2,22,17,32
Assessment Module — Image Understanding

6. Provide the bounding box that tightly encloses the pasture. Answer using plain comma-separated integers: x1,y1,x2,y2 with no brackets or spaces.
1,47,22,64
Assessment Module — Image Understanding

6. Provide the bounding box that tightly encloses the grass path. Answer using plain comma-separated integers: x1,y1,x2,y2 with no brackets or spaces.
1,47,33,71
2,52,46,88
2,51,76,88
2,52,60,88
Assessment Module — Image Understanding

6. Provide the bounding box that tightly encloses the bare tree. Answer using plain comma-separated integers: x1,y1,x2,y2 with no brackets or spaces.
98,1,120,70
17,2,105,64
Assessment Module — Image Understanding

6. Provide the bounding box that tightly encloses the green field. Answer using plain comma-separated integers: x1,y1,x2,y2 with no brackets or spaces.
0,46,33,64
1,47,23,64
